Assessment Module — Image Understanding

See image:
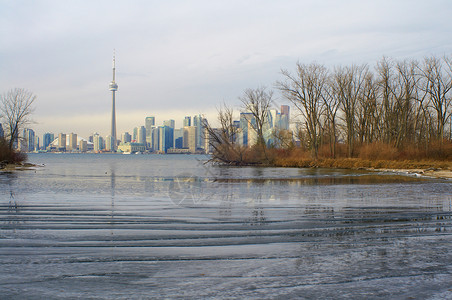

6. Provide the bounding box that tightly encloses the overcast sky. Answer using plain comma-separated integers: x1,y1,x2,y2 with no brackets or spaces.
1,0,452,138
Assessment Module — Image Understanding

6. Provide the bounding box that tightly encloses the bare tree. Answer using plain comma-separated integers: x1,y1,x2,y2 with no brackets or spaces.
277,62,329,158
204,104,247,165
240,87,273,147
356,71,379,144
420,56,452,142
0,88,36,150
332,64,368,157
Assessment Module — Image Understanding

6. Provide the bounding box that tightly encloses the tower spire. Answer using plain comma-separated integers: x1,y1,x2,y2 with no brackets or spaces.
109,51,118,151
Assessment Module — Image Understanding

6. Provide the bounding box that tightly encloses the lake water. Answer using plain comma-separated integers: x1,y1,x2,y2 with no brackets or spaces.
1,153,452,299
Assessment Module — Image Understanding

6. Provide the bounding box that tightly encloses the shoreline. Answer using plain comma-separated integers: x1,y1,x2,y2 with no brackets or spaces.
369,168,452,180
2,158,452,179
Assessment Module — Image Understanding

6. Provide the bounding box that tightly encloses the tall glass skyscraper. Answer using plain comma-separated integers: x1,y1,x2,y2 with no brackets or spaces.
158,126,174,153
145,116,155,147
23,128,35,151
43,133,54,150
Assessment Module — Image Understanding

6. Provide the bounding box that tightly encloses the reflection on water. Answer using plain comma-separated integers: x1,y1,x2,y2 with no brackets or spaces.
0,153,452,299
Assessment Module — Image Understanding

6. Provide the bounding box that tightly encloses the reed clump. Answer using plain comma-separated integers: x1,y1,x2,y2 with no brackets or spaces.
0,137,27,167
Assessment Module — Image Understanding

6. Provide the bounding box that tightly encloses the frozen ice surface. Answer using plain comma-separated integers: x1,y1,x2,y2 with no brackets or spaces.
0,153,451,299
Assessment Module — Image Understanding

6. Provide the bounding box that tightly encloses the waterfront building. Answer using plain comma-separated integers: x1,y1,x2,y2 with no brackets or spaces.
121,132,131,143
109,52,118,151
68,133,77,151
43,133,54,150
137,126,146,145
174,128,184,149
93,133,103,152
79,140,87,152
118,142,146,153
105,135,115,151
158,126,174,153
183,126,197,153
151,127,159,152
58,133,66,151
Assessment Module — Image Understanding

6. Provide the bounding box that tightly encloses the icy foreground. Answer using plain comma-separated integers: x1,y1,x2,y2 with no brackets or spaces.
1,154,451,299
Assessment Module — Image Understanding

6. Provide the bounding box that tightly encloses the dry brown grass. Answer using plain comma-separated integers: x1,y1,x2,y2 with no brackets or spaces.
270,141,452,170
213,140,452,171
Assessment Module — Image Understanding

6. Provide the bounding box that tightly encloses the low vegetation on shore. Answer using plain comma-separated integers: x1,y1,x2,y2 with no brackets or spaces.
208,141,452,170
0,137,27,168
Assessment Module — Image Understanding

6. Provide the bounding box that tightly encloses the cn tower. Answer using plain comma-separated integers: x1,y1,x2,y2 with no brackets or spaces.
109,52,118,151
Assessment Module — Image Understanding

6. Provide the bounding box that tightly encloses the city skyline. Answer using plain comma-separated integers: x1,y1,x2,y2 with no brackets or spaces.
2,1,452,139
13,101,291,153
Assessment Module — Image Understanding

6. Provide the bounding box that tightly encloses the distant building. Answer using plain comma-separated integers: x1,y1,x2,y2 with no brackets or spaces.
58,133,66,151
145,116,155,145
43,133,54,150
163,119,175,129
239,113,253,146
23,128,35,152
183,116,191,127
279,105,290,130
93,134,103,152
105,135,115,151
79,140,88,152
68,133,77,151
159,126,174,153
193,115,204,150
183,126,197,153
151,127,159,152
137,126,146,145
174,128,184,149
281,105,289,116
118,142,146,153
132,127,138,142
121,132,131,143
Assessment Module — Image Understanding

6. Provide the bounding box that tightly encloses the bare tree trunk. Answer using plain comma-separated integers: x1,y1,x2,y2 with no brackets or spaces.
240,87,273,162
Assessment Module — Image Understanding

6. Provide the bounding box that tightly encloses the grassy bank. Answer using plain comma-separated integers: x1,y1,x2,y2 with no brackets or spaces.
211,141,452,173
273,156,452,170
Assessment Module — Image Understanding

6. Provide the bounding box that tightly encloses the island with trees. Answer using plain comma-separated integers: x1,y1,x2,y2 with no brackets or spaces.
205,56,452,177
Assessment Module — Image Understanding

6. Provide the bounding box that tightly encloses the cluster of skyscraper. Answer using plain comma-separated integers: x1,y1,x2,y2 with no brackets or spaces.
0,53,291,154
1,103,291,154
115,115,207,154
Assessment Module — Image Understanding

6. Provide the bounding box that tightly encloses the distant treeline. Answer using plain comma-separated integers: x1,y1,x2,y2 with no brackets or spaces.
207,55,452,165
